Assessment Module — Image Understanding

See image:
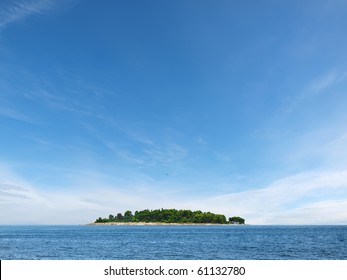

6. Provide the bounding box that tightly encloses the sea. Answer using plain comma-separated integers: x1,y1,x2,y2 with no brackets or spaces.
0,225,346,260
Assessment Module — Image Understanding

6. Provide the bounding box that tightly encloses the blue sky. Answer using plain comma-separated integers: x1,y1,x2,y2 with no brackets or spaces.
1,0,347,224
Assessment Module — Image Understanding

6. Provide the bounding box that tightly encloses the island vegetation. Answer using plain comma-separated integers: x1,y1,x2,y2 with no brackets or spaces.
94,209,245,224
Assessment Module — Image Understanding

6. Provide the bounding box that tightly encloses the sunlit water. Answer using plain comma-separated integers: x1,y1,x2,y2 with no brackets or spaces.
0,225,346,259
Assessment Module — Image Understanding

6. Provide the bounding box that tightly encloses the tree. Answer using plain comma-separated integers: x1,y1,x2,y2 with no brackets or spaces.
96,209,242,224
229,216,245,224
116,213,123,221
124,210,133,222
95,217,107,223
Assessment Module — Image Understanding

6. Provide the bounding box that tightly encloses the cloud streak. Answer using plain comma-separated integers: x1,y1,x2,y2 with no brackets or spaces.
0,0,57,29
308,72,337,95
281,69,347,115
1,162,346,224
0,105,37,123
206,169,347,224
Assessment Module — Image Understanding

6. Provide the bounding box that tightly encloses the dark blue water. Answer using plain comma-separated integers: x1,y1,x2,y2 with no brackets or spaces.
0,225,346,259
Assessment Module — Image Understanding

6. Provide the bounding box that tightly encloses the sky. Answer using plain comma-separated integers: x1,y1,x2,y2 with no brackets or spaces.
1,0,347,225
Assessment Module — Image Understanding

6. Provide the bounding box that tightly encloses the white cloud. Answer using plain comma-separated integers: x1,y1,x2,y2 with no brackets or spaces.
0,163,187,224
275,200,347,224
1,161,347,225
204,169,347,225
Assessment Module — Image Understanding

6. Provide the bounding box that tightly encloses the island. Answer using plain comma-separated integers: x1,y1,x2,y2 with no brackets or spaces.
93,209,245,225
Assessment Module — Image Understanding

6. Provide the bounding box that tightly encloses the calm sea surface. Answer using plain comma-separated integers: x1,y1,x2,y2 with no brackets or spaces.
0,225,346,259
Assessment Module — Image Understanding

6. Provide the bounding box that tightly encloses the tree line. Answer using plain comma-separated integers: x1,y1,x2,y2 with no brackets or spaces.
95,209,245,224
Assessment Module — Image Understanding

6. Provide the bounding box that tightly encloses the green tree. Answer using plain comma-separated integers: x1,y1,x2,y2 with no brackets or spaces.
229,216,245,224
116,213,123,221
124,210,133,222
95,209,242,224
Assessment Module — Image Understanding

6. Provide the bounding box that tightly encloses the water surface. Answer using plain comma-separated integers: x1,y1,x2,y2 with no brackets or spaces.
0,225,346,259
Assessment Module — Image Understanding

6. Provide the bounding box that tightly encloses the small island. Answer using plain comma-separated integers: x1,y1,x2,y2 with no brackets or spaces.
93,209,245,225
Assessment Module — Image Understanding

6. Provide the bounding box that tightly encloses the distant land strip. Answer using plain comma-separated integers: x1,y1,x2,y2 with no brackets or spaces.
91,208,245,225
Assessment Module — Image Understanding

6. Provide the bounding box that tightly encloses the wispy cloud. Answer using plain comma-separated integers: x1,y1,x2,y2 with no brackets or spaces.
282,70,346,115
112,147,146,166
0,182,27,191
0,0,57,29
102,140,187,168
0,163,180,224
280,125,347,170
24,87,97,117
306,71,337,96
0,182,31,200
2,160,346,224
196,136,208,147
276,199,347,225
204,169,347,224
0,189,31,199
89,121,187,168
0,105,37,123
124,129,155,146
143,144,187,166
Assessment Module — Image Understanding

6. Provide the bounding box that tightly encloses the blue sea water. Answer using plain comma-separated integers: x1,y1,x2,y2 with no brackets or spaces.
0,225,346,260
